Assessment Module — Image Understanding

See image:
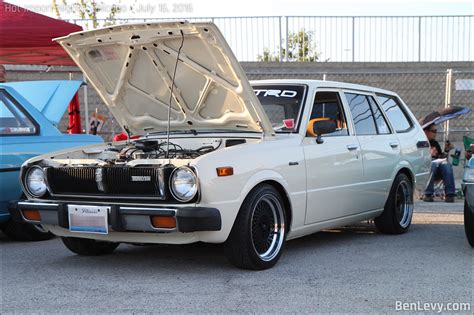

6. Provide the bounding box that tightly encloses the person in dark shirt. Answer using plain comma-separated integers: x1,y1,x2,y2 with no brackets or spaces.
428,138,443,158
423,124,455,202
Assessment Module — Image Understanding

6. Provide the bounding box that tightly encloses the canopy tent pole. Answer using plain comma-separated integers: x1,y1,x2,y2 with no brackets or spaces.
444,69,452,142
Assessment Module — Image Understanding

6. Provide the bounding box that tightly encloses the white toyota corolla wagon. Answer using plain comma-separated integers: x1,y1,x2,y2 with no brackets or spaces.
13,21,431,270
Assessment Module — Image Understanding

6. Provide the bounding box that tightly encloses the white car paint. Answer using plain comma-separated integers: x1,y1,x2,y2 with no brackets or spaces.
22,78,431,245
20,22,431,250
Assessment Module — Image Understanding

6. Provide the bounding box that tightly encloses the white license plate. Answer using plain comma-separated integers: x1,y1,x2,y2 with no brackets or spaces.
68,205,109,234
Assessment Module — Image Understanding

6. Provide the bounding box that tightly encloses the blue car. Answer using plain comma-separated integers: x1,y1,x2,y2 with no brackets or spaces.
462,156,474,247
0,80,102,241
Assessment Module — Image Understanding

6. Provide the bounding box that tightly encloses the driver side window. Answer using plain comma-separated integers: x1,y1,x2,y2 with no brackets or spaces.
309,91,349,136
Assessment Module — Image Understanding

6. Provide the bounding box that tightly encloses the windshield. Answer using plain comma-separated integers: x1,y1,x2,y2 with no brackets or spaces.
252,84,306,133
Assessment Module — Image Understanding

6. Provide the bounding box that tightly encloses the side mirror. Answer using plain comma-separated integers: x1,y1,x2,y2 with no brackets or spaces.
307,119,337,144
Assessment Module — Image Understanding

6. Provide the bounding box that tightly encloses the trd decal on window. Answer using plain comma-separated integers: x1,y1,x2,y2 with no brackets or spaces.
254,90,298,98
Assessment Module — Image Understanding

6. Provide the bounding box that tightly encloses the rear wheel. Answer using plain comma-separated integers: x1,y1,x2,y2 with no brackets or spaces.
464,200,474,247
375,173,413,234
62,237,119,256
2,220,54,241
224,184,287,270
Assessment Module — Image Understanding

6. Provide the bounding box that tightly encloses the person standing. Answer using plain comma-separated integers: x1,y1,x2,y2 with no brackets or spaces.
423,124,456,202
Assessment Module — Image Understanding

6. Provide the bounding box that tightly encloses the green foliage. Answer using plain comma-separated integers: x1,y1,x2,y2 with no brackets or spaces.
258,29,320,62
52,0,125,29
258,48,281,62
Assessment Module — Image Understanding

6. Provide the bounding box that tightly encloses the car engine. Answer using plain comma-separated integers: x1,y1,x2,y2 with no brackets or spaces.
105,139,222,164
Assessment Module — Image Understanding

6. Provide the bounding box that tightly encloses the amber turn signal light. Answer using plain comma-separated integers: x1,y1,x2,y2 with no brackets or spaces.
151,216,177,229
22,210,41,221
216,166,234,177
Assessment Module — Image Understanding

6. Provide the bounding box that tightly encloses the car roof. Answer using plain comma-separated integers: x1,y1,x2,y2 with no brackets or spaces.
250,79,398,97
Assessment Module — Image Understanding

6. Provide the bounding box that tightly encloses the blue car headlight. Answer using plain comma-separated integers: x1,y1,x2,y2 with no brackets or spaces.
25,166,47,197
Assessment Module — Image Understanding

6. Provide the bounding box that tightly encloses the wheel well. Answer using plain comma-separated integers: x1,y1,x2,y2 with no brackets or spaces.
260,180,293,232
397,168,414,187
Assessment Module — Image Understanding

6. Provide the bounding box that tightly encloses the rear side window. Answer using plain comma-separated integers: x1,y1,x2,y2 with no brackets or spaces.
345,93,378,135
0,90,37,136
367,96,390,134
376,94,413,133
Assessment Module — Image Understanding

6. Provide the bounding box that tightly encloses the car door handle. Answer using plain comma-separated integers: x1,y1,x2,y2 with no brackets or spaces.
346,144,358,151
389,142,399,148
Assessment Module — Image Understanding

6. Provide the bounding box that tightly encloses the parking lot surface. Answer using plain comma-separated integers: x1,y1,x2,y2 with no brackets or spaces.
1,201,472,313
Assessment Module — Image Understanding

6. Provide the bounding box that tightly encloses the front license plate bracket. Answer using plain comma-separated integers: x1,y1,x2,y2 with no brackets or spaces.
68,205,109,234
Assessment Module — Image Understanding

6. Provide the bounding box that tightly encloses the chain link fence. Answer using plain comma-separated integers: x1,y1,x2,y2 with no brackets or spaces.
6,64,473,144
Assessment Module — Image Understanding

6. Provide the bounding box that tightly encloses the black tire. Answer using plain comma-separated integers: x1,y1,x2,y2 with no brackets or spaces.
464,200,474,247
375,173,413,234
62,237,119,256
224,184,287,270
1,220,55,241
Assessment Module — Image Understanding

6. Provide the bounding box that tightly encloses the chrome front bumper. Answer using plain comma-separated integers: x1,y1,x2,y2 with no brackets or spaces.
11,200,221,233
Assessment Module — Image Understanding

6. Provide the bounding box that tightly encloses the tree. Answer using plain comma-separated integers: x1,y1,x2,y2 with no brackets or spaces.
52,0,127,29
258,29,321,62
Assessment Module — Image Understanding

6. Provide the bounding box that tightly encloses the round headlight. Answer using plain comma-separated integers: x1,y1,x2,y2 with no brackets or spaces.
170,166,198,202
26,167,47,197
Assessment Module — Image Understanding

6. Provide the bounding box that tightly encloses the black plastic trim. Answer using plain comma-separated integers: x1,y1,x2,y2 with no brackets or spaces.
0,167,21,173
417,140,430,148
110,205,125,231
176,207,222,232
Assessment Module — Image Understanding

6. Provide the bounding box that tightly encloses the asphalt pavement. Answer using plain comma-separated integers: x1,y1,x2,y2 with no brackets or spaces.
1,201,473,313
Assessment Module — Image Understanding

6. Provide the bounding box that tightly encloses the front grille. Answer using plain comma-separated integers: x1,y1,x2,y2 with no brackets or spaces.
46,166,165,198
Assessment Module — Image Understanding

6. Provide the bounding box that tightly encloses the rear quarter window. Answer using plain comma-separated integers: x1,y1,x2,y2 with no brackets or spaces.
376,94,413,133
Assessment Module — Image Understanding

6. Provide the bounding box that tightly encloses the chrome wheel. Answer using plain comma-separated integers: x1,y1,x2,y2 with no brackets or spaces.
395,180,413,228
250,194,285,262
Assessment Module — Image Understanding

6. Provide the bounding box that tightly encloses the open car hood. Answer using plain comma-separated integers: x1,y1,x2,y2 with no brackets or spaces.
3,80,82,125
55,21,273,136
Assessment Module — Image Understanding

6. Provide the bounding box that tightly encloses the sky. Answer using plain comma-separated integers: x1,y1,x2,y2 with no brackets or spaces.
6,0,474,19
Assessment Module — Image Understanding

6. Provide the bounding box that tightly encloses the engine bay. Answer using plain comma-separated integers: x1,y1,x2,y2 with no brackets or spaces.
107,139,222,163
34,135,258,169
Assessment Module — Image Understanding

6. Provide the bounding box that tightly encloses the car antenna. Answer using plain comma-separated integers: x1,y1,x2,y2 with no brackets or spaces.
166,28,185,162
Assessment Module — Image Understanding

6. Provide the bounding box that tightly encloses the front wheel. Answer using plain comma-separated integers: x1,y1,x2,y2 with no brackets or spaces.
375,173,414,234
224,184,287,270
62,237,119,256
464,200,474,247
